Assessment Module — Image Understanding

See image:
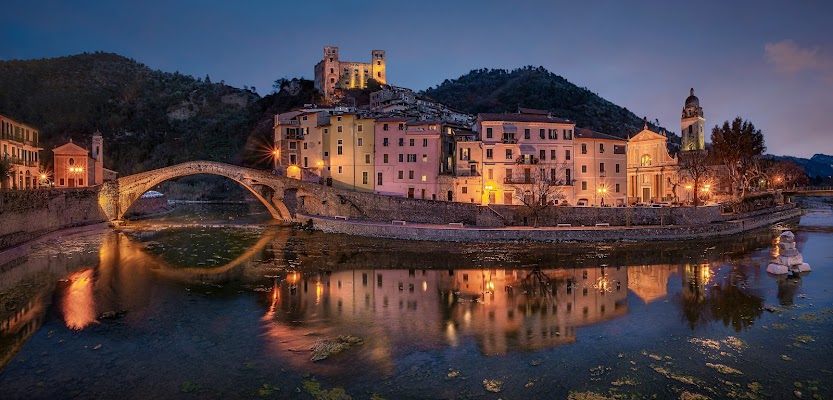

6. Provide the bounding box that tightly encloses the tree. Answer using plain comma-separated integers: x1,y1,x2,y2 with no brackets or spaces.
710,117,766,198
766,160,809,189
678,150,711,206
505,158,568,227
0,157,13,190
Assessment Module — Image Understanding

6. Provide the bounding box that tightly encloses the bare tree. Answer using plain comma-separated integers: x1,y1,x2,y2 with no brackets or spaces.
505,158,568,227
678,150,711,207
766,160,809,189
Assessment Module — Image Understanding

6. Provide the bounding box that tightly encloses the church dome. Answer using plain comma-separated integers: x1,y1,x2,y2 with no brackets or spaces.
685,88,699,107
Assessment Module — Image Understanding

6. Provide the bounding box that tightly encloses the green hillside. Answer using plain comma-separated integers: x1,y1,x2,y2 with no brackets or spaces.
422,66,676,142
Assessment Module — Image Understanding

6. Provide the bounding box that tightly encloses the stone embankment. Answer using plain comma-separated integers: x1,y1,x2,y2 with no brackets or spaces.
299,205,801,243
0,188,107,250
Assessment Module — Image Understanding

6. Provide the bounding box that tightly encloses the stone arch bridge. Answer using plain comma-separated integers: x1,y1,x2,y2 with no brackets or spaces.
97,161,374,222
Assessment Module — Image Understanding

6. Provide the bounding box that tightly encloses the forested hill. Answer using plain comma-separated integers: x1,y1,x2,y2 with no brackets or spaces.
0,52,317,176
422,66,674,141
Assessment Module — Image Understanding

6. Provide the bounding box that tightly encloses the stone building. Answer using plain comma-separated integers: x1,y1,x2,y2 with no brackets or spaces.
0,114,42,189
574,128,628,206
314,46,386,104
626,122,678,203
53,132,116,188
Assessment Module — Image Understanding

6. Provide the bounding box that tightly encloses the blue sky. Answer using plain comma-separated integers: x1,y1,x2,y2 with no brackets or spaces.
3,0,832,158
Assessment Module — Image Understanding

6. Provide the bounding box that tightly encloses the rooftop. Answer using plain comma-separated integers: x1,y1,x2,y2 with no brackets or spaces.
575,128,626,142
478,113,572,124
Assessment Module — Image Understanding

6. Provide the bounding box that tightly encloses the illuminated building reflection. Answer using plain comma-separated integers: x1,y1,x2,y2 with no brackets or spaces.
60,269,98,330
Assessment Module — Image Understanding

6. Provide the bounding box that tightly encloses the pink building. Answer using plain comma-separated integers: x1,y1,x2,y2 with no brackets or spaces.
374,118,443,200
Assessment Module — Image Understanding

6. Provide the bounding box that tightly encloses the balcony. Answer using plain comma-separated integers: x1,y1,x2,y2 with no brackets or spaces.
504,177,532,184
285,132,304,140
502,138,518,144
3,156,37,167
277,119,300,126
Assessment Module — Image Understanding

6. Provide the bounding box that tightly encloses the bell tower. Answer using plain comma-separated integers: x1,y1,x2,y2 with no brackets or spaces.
681,88,705,151
371,50,386,84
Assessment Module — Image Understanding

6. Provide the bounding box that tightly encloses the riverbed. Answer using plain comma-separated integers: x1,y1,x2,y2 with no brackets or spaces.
0,204,830,399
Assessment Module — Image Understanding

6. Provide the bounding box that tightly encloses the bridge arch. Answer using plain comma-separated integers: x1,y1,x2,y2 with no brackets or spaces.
102,161,293,221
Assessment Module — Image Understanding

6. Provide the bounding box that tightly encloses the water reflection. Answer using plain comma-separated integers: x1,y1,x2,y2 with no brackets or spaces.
0,217,797,373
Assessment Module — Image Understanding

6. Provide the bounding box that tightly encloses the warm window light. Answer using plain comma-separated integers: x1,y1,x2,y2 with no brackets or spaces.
484,185,494,190
685,184,693,190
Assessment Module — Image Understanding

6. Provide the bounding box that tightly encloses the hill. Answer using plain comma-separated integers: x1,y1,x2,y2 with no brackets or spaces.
0,52,317,198
765,153,833,183
422,66,676,143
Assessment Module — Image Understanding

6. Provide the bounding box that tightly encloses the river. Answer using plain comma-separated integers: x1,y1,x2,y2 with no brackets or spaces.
0,203,831,399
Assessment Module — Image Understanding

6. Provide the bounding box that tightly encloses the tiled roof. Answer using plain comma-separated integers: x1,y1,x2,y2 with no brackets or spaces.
517,107,550,115
375,117,410,122
478,113,572,124
575,128,626,141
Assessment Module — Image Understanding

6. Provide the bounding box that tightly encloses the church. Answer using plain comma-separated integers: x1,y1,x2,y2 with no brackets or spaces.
626,89,706,203
52,132,117,188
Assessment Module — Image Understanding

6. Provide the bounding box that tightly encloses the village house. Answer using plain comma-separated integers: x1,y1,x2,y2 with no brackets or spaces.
0,114,42,189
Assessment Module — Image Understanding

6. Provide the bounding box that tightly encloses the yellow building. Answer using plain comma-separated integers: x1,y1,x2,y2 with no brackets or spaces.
0,114,42,189
314,46,386,104
322,113,376,192
627,123,678,203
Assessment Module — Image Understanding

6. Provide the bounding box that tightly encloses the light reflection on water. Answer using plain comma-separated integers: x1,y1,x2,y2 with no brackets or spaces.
0,205,831,399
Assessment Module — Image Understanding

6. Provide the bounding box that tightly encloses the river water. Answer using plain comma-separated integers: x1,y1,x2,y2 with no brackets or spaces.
0,204,831,399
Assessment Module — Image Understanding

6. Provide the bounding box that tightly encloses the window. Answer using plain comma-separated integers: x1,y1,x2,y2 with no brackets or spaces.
688,125,693,134
304,157,308,167
338,166,343,174
599,143,604,153
600,163,605,173
540,129,546,139
581,143,587,154
422,154,428,162
337,126,343,133
303,143,307,150
462,187,468,194
551,149,556,159
337,139,343,144
399,138,404,146
566,169,571,183
505,149,513,160
409,139,415,146
365,154,371,164
487,169,494,179
407,154,417,162
540,149,546,160
486,128,493,139
421,175,427,182
506,168,513,180
409,171,414,179
324,151,329,157
616,183,621,193
423,138,428,147
641,154,652,166
524,129,530,139
383,138,389,146
566,150,571,160
337,146,343,155
486,149,493,159
581,165,587,173
289,142,297,149
358,125,363,132
615,163,620,173
378,173,383,185
399,154,404,162
550,168,557,181
384,154,389,163
398,123,405,130
357,138,363,146
324,128,328,134
362,172,368,184
582,181,587,190
460,148,470,160
398,171,404,179
383,124,389,131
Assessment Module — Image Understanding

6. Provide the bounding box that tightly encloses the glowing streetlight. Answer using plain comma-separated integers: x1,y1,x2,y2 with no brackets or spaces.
272,148,280,172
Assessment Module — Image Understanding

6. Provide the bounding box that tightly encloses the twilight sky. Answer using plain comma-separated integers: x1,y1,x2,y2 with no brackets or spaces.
3,0,832,158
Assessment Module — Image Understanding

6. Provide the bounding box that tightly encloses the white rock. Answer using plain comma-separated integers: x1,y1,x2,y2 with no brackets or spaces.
797,263,812,272
779,231,795,242
779,242,796,250
767,263,790,275
777,254,804,266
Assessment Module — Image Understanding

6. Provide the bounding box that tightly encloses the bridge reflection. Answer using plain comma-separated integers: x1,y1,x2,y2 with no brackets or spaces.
0,224,788,372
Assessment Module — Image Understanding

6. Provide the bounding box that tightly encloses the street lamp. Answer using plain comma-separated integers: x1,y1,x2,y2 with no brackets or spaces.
272,148,279,173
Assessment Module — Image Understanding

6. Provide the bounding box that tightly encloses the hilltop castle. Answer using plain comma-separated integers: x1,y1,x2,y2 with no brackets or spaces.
314,46,386,104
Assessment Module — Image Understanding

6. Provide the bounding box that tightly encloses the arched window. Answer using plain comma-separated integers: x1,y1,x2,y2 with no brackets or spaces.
641,154,652,166
68,158,75,166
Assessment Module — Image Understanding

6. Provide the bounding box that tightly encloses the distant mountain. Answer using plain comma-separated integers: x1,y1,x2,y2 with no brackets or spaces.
765,153,833,180
422,66,676,143
0,52,317,198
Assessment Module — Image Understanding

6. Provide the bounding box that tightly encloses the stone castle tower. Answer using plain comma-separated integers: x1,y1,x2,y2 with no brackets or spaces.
681,88,705,151
314,46,386,104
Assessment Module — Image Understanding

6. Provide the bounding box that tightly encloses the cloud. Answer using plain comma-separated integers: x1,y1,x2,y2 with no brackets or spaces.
764,40,833,82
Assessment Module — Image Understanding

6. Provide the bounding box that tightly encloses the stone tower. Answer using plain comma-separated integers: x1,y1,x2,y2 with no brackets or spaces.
681,88,705,151
91,131,104,185
315,46,341,103
371,50,386,84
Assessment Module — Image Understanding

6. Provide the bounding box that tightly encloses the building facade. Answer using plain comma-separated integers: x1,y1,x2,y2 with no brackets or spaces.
626,123,678,203
53,132,114,188
314,46,386,104
373,119,442,199
0,114,42,189
574,129,628,206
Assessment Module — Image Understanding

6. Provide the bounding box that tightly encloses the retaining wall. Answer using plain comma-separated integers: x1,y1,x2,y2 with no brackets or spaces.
300,206,801,243
0,188,107,250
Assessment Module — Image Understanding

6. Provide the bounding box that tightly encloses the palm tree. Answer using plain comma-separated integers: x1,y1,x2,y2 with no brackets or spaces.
0,157,13,190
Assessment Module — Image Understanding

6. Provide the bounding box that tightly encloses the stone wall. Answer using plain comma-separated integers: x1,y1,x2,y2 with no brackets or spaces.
302,206,801,243
485,204,722,227
0,188,107,250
